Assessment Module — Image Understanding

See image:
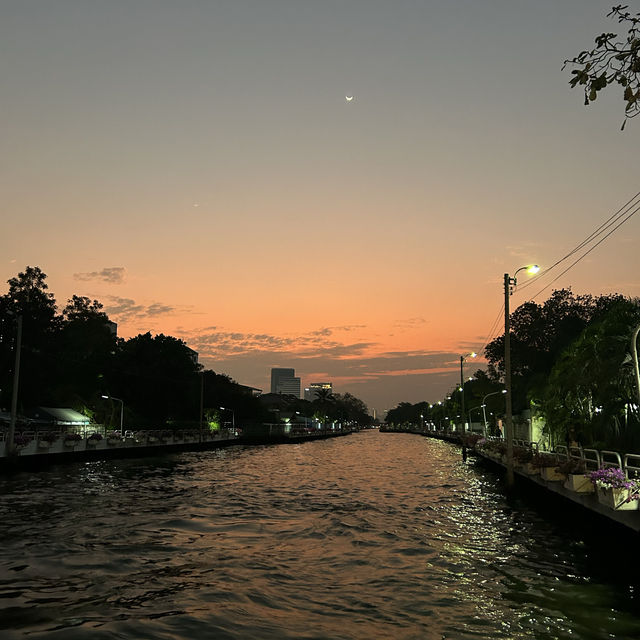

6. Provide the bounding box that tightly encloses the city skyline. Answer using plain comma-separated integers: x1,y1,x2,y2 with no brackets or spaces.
2,1,639,416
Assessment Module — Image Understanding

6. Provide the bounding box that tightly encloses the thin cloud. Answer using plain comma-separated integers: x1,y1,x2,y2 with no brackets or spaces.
74,267,126,284
104,296,176,320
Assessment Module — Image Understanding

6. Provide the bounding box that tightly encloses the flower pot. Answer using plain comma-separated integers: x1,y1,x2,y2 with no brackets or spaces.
38,440,50,449
107,438,121,446
148,436,159,443
519,462,538,475
541,467,566,482
597,487,639,510
564,474,594,493
65,440,78,448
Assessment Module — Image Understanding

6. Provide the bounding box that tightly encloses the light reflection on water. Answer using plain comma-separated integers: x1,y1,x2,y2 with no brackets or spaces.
0,431,639,639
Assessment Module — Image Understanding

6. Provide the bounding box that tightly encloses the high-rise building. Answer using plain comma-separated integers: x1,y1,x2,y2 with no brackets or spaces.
270,368,301,397
304,382,333,401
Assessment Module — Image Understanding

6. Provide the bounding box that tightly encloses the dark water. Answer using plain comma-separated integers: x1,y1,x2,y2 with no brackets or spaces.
1,431,639,640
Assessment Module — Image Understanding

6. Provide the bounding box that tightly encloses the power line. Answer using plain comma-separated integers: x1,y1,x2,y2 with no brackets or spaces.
474,190,640,356
530,200,640,300
518,190,640,295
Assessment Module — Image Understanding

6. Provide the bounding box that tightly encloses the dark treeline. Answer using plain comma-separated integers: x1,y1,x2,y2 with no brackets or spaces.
387,289,640,451
0,267,372,429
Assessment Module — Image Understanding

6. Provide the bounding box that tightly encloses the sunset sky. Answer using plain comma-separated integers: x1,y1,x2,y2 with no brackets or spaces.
2,1,639,417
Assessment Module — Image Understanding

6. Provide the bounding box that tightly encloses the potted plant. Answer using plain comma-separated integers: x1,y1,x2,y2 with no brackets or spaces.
38,432,58,448
106,431,122,445
64,432,82,447
558,458,594,493
588,467,639,510
13,434,32,451
531,452,565,481
86,432,103,445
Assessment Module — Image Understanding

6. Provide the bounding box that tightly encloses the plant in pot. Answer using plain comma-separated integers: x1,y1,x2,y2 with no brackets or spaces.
64,432,82,447
87,432,103,445
513,446,535,472
531,452,565,481
106,431,122,445
557,458,593,493
588,467,640,510
38,432,58,447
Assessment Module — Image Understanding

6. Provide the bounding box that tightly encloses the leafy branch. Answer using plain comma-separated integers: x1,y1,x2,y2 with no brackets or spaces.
563,5,640,130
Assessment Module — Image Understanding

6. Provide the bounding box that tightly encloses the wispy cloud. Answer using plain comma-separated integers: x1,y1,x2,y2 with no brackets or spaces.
74,267,126,284
104,296,176,320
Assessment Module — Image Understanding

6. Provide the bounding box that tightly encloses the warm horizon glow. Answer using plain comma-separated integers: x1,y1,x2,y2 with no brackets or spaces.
2,1,638,415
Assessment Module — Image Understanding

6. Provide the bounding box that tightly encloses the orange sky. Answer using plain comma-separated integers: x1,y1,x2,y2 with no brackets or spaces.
2,1,639,416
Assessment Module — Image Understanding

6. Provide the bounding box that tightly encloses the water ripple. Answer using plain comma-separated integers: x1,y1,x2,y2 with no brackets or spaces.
1,433,640,639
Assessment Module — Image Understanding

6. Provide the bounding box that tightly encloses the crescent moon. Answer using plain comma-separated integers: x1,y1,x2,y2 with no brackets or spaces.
345,96,354,101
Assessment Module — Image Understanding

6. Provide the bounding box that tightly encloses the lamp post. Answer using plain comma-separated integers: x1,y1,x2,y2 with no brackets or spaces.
467,406,484,433
102,395,124,436
504,265,539,487
459,352,477,432
481,389,507,436
7,314,23,455
219,406,235,429
632,323,640,405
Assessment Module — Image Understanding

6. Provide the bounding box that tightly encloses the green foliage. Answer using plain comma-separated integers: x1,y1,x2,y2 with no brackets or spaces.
564,5,640,129
484,289,628,413
539,298,640,449
0,265,273,427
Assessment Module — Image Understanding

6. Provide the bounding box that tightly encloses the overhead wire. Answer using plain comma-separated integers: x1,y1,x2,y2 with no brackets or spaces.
517,189,640,295
472,189,640,357
529,198,640,300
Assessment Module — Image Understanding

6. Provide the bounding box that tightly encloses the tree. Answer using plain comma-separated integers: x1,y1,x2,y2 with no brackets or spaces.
53,296,117,408
109,333,201,426
564,5,640,130
539,298,640,450
0,266,59,409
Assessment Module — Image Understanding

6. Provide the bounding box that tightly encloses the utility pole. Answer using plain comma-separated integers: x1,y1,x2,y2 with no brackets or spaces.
504,273,515,487
8,315,23,456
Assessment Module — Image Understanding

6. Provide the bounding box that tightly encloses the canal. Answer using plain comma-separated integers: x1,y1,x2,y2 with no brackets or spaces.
0,430,638,639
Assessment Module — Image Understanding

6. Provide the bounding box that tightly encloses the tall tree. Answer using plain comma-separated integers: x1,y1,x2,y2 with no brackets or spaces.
0,267,59,409
52,296,117,408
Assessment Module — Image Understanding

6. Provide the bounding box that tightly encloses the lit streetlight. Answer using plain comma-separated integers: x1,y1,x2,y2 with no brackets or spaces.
459,352,477,431
219,406,235,429
101,395,124,436
467,406,484,433
481,389,507,436
504,264,539,487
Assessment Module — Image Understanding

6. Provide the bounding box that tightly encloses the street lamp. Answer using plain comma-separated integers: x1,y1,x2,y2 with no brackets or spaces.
460,352,477,432
7,313,23,455
481,389,507,436
219,406,235,429
504,264,539,487
467,406,484,433
102,395,124,436
632,323,640,405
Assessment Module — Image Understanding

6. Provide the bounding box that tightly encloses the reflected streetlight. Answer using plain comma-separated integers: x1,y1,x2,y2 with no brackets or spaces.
102,394,124,436
504,264,539,487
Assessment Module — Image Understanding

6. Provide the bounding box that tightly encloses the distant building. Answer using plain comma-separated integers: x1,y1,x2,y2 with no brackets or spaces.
304,382,333,401
270,368,301,398
239,385,263,397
